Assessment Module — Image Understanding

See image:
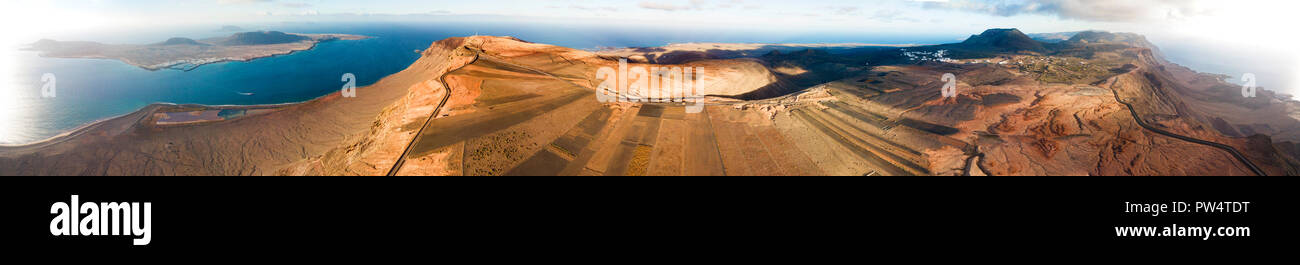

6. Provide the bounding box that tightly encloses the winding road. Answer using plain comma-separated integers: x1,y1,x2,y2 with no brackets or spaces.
1106,76,1267,176
385,43,594,175
385,46,481,176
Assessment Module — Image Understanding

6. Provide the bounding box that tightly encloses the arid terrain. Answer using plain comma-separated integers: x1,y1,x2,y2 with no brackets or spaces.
4,29,1299,176
25,31,369,71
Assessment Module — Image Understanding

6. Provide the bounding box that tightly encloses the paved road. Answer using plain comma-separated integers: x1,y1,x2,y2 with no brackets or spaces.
385,47,481,176
1106,77,1267,176
384,45,593,175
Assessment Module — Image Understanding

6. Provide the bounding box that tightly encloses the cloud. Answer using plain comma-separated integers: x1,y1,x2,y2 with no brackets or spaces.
281,2,312,8
716,0,748,9
638,0,707,11
569,5,619,12
831,6,860,15
919,0,1211,22
870,9,920,23
217,0,272,4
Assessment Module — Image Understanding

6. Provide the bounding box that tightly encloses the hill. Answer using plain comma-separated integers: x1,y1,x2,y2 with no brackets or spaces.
959,28,1047,52
159,37,208,46
218,31,311,46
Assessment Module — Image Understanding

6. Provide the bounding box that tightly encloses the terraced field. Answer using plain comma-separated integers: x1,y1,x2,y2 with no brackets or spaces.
377,35,1293,176
382,43,1002,176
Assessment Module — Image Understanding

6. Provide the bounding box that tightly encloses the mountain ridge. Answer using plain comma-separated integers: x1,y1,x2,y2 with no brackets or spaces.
959,28,1047,52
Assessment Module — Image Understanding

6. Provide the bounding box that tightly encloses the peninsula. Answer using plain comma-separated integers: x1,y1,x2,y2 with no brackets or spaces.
24,31,369,71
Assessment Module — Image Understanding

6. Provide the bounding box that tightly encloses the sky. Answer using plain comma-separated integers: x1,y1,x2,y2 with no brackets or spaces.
1,0,1293,36
1,0,1297,91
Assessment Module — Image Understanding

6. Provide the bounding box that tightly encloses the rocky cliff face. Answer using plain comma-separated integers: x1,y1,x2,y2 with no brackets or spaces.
964,41,1298,175
276,37,481,175
1105,48,1300,175
0,38,480,175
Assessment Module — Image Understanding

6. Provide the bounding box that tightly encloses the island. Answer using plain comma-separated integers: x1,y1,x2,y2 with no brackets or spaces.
24,31,370,71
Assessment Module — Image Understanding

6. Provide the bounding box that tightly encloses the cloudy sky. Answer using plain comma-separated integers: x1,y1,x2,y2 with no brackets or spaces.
1,1,1295,68
0,0,1295,91
1,0,1291,36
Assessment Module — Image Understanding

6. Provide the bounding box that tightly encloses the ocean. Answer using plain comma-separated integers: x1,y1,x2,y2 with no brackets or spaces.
1151,35,1298,97
1,24,432,145
0,21,962,145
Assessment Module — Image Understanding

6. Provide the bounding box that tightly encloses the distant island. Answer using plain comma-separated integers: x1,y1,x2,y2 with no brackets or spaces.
24,31,369,71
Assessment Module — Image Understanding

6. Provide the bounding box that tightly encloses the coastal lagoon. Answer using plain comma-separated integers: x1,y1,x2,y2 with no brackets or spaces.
1,24,436,144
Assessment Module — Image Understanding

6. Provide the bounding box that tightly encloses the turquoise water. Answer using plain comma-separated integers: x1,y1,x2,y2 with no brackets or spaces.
0,21,967,144
2,24,447,144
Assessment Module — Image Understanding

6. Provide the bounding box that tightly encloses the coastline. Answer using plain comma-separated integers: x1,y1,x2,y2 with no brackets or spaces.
2,35,376,146
140,36,372,71
0,101,303,150
0,93,330,149
29,33,372,71
0,36,476,175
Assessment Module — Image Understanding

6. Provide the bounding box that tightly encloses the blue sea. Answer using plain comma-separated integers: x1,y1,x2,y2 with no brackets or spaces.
0,21,964,145
3,21,1283,145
